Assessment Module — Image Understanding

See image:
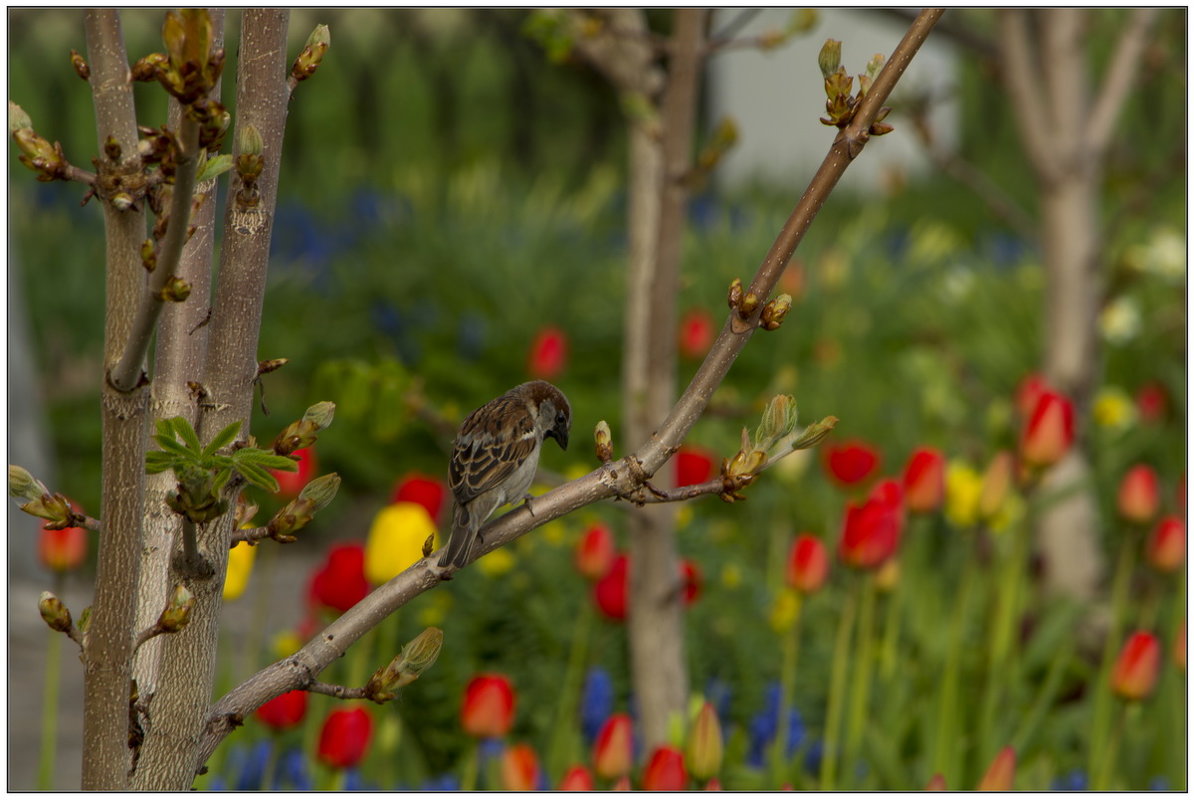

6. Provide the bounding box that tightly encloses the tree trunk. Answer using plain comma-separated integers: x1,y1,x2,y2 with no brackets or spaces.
130,10,293,789
623,8,706,750
81,9,150,788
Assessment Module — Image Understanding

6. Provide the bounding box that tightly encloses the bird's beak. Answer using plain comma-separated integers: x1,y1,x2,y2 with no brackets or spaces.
551,427,569,451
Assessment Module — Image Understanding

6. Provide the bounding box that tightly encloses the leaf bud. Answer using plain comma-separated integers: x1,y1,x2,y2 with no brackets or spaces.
818,39,842,79
238,123,263,157
39,591,73,633
298,473,341,513
595,420,613,463
790,415,839,451
291,24,330,83
303,401,336,431
366,627,444,702
141,239,157,272
157,584,194,633
760,293,792,331
727,278,744,310
757,394,798,446
110,192,135,212
159,276,192,303
8,464,46,503
8,101,32,133
131,52,167,82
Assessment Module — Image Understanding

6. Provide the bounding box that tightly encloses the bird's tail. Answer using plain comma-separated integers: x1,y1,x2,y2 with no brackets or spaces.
438,504,476,568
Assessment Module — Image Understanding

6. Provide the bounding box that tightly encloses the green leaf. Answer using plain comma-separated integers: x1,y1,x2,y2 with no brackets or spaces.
155,418,176,441
233,449,298,471
152,436,196,460
212,466,232,494
167,416,202,452
235,461,279,493
195,152,233,183
145,452,180,473
201,421,242,459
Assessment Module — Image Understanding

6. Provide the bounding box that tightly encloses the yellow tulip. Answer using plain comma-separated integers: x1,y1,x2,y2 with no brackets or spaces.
944,460,983,529
476,547,516,577
365,502,437,585
223,540,256,601
769,587,801,633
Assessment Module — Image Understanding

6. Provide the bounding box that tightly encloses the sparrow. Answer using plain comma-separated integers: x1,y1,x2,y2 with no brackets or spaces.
438,380,571,569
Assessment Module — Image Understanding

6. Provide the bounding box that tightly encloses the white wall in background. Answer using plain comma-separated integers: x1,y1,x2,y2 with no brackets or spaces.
707,8,959,192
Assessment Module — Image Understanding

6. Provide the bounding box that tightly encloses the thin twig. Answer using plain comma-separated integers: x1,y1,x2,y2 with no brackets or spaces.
1087,8,1159,158
192,9,946,773
132,623,166,653
306,681,367,700
109,115,202,392
228,527,270,546
996,10,1060,184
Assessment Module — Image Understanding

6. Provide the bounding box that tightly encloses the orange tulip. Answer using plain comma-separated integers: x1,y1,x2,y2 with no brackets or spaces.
460,674,515,738
902,447,945,513
500,743,540,791
1146,515,1185,573
1111,631,1161,701
786,534,828,594
977,746,1016,790
1019,390,1074,468
1118,464,1160,525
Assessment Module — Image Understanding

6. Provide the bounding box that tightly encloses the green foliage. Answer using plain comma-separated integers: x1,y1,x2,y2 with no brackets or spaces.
146,413,296,501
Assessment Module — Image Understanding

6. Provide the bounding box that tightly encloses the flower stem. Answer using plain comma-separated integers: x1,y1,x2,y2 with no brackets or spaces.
977,518,1029,766
1087,534,1136,778
1093,702,1130,790
931,533,978,781
460,739,480,791
842,572,877,787
772,591,804,788
547,597,593,781
37,623,63,789
819,581,857,790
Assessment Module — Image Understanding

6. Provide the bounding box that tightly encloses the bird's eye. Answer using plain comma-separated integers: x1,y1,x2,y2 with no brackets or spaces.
556,412,567,426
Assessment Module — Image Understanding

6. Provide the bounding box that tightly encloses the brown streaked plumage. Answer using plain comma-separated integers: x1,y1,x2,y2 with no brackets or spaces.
439,380,571,568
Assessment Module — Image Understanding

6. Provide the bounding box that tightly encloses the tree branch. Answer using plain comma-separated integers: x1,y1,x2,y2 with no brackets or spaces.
81,8,150,790
192,8,945,773
109,115,202,392
306,681,368,701
1087,8,1159,159
996,10,1060,184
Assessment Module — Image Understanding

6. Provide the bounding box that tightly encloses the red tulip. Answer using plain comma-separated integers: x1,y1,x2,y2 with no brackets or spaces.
926,773,947,790
705,777,724,791
679,308,716,359
642,745,687,790
612,776,632,791
38,524,87,572
839,480,903,569
1019,390,1075,468
1118,464,1160,525
308,543,369,613
528,326,568,379
1015,373,1049,419
500,743,540,791
902,447,945,513
786,534,828,594
1136,381,1168,424
461,674,516,738
681,559,702,606
1111,631,1161,701
317,707,372,769
389,472,446,523
559,765,595,790
593,713,634,779
824,439,880,487
976,746,1016,790
1146,515,1185,573
594,554,629,621
675,446,716,488
575,522,615,580
273,447,316,498
255,690,308,731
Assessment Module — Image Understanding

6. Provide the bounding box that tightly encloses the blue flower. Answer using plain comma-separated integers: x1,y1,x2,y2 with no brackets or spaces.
344,767,377,791
228,740,271,790
1149,776,1171,791
746,683,804,768
1051,770,1088,791
479,737,505,762
580,667,614,744
803,739,824,775
274,746,313,790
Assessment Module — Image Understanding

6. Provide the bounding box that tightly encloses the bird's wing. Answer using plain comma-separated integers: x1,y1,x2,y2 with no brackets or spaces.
449,392,538,505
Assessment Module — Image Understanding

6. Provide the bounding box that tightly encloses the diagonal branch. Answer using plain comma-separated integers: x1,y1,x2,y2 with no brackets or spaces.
1086,8,1159,159
109,116,202,392
191,8,946,774
996,10,1060,184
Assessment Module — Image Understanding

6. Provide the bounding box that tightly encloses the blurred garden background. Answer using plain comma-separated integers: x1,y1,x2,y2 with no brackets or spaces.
7,7,1187,791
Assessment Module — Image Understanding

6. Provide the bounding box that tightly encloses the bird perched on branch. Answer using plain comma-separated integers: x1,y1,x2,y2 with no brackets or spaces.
439,380,571,569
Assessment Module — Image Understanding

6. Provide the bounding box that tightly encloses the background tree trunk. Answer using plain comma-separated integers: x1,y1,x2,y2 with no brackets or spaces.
623,8,707,750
